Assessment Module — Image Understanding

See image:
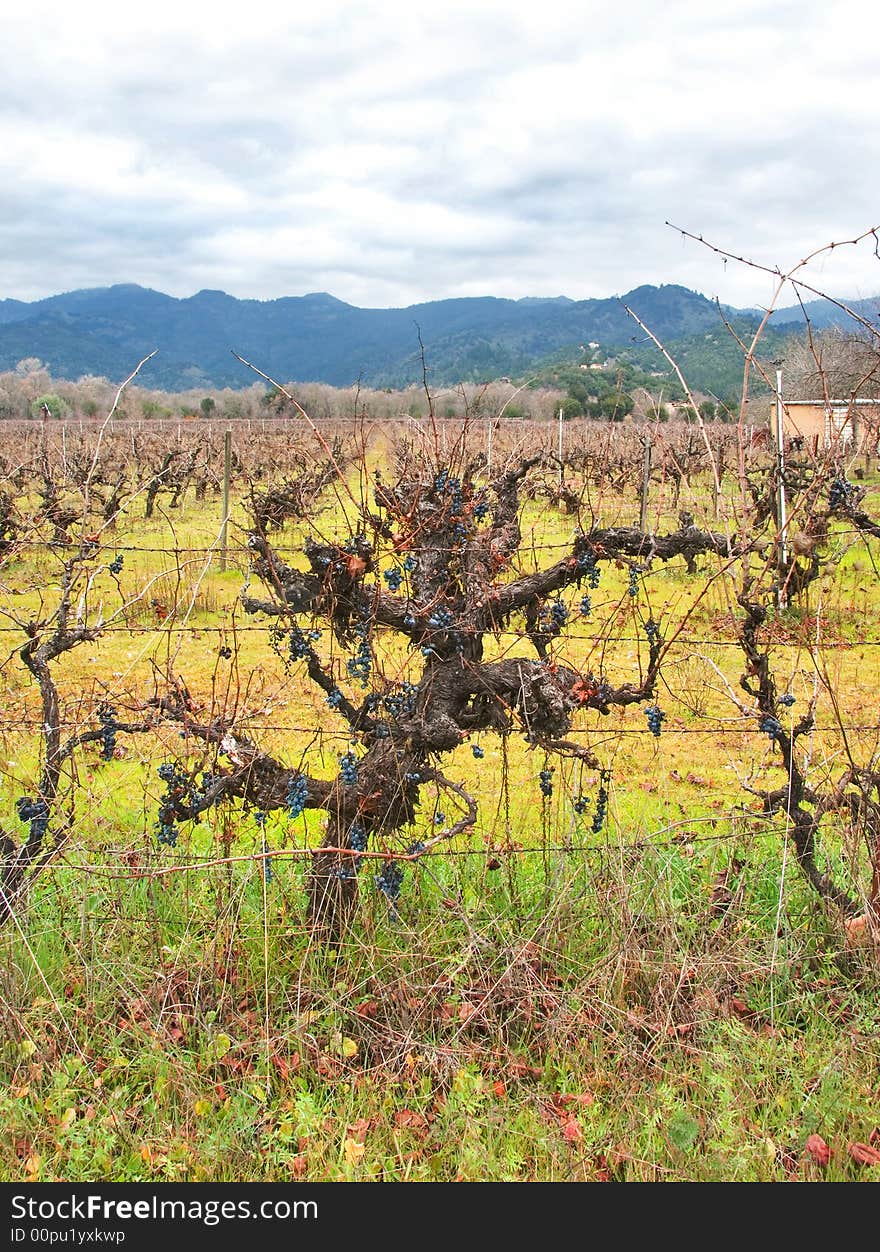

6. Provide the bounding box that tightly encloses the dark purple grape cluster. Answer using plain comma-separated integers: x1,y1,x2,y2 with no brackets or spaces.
829,476,856,510
154,762,216,847
405,771,421,783
538,599,567,640
628,568,639,597
218,645,233,659
269,621,321,670
428,607,454,629
579,594,592,617
286,773,308,819
550,600,568,629
432,469,464,515
591,772,611,833
644,619,661,644
577,548,601,588
346,616,372,687
384,681,418,719
471,744,484,759
339,751,359,785
539,768,553,798
383,567,403,591
349,822,367,852
403,554,417,572
573,793,590,815
644,705,666,737
473,491,490,521
759,715,784,740
434,811,446,825
155,762,189,846
16,796,49,841
777,693,796,708
376,860,404,902
109,554,124,574
96,702,117,760
326,687,343,709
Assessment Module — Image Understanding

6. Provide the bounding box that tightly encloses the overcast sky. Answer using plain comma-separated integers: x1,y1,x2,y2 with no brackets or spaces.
2,0,877,311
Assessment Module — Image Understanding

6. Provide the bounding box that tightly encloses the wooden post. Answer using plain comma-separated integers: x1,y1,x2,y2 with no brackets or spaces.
558,407,564,489
775,369,787,610
639,437,652,532
220,428,231,572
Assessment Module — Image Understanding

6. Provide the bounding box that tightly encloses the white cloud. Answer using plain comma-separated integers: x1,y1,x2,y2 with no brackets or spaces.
0,0,877,309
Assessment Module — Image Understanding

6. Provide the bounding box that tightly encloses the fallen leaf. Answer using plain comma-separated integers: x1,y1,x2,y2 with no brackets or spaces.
493,1081,507,1098
344,1137,366,1167
562,1118,583,1142
394,1110,427,1130
848,1141,880,1167
805,1134,831,1167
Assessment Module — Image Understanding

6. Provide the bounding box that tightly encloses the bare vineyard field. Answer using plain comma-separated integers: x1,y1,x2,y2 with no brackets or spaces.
0,415,878,1182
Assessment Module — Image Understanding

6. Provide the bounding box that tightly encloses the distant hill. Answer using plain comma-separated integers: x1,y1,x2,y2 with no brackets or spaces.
0,282,759,391
760,294,880,329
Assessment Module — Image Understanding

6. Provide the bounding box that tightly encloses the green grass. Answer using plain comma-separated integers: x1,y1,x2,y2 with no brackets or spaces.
1,836,878,1181
1,433,879,1181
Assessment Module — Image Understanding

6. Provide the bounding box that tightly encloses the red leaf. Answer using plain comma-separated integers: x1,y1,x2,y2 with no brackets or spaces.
805,1134,831,1167
848,1141,880,1167
493,1081,507,1099
394,1110,427,1130
348,1117,371,1143
562,1117,583,1143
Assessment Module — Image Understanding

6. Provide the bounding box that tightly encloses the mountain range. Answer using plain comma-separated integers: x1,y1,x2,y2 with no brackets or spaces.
0,282,876,392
